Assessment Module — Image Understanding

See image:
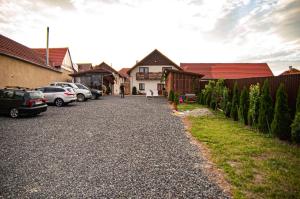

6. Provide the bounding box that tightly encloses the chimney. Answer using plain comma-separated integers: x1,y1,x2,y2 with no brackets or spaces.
289,65,293,70
46,27,49,66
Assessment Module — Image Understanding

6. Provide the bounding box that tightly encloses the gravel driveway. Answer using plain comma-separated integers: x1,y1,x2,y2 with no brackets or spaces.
0,96,229,198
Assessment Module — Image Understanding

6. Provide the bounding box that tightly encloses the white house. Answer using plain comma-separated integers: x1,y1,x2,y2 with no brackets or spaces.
127,49,182,95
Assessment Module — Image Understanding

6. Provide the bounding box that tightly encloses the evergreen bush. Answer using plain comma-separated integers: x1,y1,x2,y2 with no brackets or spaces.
258,80,273,133
238,87,249,125
220,87,229,111
271,84,291,140
225,102,231,117
291,112,300,143
248,83,260,127
296,86,300,113
174,92,180,105
168,90,174,102
230,82,239,121
132,86,137,95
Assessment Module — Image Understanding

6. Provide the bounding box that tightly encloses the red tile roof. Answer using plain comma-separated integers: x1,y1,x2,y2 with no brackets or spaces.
0,34,58,71
180,63,273,79
118,68,130,78
32,48,68,67
279,68,300,76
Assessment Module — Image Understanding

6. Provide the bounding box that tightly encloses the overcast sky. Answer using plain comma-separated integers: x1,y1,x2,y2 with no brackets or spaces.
1,0,299,74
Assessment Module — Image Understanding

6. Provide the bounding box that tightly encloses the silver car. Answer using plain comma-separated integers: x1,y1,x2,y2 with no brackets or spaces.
50,82,92,102
38,86,77,107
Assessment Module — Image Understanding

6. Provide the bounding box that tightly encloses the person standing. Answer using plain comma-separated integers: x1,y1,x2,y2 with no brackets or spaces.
120,83,125,98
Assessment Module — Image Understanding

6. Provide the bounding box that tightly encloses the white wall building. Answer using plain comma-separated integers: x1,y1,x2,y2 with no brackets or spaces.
127,49,182,95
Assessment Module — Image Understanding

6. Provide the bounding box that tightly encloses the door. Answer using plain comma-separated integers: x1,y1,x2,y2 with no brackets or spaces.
157,83,165,95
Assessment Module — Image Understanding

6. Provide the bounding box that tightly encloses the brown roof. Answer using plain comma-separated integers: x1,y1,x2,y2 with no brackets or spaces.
0,34,59,71
77,63,93,72
279,68,300,76
70,68,112,77
32,48,69,67
127,49,182,74
118,68,130,78
181,63,273,79
94,62,119,74
164,68,204,78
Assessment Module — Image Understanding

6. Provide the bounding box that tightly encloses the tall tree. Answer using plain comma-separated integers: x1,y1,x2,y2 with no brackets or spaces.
238,87,249,125
230,82,239,121
271,84,291,140
258,80,273,133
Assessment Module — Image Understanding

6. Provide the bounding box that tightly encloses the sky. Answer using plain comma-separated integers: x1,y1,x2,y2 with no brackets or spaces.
0,0,300,75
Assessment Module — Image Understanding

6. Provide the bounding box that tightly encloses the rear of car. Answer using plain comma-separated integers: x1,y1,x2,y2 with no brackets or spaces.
50,82,92,102
38,86,77,107
0,89,47,118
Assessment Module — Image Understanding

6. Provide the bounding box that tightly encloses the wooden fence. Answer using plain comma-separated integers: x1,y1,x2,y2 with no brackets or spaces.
199,74,300,113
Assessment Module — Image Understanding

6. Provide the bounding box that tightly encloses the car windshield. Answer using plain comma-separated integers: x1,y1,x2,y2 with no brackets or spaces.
76,84,89,90
28,91,44,99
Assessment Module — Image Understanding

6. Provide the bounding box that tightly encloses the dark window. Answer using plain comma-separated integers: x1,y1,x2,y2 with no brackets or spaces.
139,67,149,73
139,83,145,90
2,90,14,99
14,91,25,100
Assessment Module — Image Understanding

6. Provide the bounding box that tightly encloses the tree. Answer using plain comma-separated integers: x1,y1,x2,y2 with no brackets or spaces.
132,86,137,95
248,83,260,127
168,90,175,102
238,87,249,125
220,87,229,111
291,112,300,143
197,92,202,104
258,80,273,133
174,92,180,105
203,80,215,106
271,84,291,140
230,82,239,121
296,86,300,113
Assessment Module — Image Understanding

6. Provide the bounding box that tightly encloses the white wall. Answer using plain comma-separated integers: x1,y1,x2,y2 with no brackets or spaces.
113,75,125,95
129,65,178,94
61,50,73,72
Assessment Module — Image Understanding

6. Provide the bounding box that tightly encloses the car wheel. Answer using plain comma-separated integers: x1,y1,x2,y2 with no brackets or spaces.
77,94,85,102
55,98,64,107
9,108,19,118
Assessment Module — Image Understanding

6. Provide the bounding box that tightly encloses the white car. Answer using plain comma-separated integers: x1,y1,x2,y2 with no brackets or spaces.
37,86,77,107
50,82,92,102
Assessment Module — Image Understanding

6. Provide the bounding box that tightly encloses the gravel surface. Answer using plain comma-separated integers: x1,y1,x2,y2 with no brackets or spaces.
0,96,230,198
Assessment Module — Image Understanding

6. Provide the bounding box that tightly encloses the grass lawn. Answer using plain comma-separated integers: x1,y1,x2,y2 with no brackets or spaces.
178,104,300,199
177,103,204,111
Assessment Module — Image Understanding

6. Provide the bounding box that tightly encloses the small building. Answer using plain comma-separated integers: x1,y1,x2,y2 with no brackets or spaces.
0,34,74,88
279,66,300,76
77,63,93,72
127,49,182,95
180,63,273,79
118,68,131,95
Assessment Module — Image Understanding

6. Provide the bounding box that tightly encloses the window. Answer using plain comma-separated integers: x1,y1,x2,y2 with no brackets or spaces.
139,67,149,73
139,83,145,90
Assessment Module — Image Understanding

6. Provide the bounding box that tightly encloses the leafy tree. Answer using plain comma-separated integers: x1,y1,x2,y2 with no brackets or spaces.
132,86,137,95
248,83,260,127
291,112,300,143
271,84,291,140
230,82,239,121
238,87,249,125
168,90,175,102
258,80,273,133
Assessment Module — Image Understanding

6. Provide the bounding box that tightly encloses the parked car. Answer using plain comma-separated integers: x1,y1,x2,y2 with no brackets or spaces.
75,83,102,100
50,82,92,102
0,87,47,118
37,86,77,107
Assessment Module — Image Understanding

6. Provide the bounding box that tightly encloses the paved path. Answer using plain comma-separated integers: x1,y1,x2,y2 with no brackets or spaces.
0,96,229,198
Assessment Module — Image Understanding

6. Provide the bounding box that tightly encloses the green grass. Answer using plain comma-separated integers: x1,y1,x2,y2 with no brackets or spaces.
177,103,204,111
184,108,300,199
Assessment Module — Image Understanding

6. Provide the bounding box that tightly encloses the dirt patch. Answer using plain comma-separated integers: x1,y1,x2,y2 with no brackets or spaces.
183,117,233,197
185,108,213,117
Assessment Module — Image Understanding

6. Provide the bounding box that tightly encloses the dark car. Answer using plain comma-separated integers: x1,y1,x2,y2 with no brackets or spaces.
75,83,102,100
0,87,48,118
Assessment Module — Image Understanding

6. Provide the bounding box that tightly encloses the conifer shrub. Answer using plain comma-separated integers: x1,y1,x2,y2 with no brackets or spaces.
248,83,260,127
174,92,180,105
168,90,175,102
238,87,249,125
271,84,291,140
225,102,231,117
258,80,273,133
296,86,300,113
230,82,239,121
220,87,229,111
291,112,300,143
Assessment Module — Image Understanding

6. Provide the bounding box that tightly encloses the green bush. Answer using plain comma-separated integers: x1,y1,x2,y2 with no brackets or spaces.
225,102,231,117
132,86,137,95
174,93,180,105
202,80,215,106
296,86,300,113
248,83,260,127
238,87,249,125
258,80,273,133
291,112,300,143
197,92,202,104
230,82,239,121
168,90,174,102
220,87,229,111
271,84,291,140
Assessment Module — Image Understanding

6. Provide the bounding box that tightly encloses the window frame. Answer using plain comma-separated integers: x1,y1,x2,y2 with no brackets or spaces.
139,83,145,91
139,67,149,73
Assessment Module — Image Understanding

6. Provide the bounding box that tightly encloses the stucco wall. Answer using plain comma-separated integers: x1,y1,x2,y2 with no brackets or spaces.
0,55,73,88
129,65,177,94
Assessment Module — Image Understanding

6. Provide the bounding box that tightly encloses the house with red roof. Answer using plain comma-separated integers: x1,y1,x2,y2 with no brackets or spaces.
180,63,273,79
279,66,300,76
0,34,75,88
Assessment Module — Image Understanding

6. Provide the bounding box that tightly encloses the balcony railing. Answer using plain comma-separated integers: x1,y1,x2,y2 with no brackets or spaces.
136,72,162,80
